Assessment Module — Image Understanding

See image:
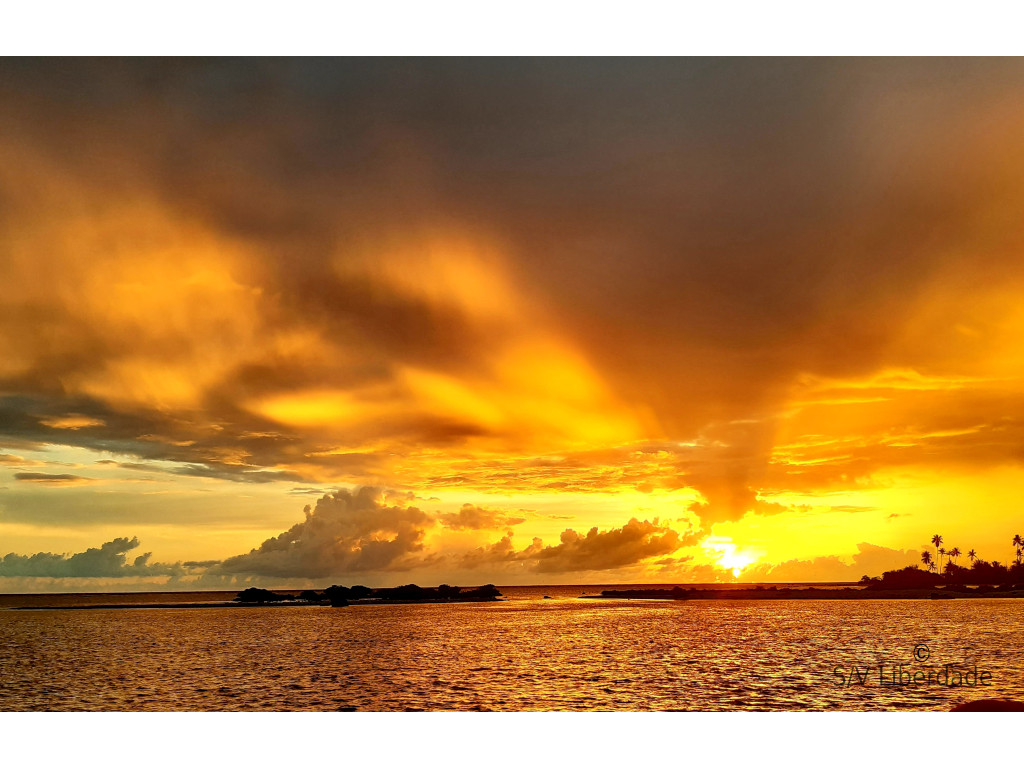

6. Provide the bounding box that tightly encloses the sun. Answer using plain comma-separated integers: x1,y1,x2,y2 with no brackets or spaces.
703,536,758,580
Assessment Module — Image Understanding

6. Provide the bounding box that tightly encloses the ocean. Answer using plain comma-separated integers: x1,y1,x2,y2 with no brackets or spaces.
2,585,1022,711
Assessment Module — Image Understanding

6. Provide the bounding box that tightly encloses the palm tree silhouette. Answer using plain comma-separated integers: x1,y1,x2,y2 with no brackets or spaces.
921,551,933,572
932,534,943,574
949,547,961,565
1014,534,1023,565
968,549,977,565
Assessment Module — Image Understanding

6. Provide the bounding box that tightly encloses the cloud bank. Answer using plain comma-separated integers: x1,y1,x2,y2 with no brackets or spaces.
0,488,708,583
0,537,180,578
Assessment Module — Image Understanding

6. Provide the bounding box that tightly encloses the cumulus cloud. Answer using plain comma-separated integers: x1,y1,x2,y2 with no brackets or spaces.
0,537,182,578
463,517,704,574
460,533,545,569
531,519,701,573
216,487,437,578
437,503,526,530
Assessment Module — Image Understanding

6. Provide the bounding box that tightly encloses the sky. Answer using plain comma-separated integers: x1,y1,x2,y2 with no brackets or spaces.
3,57,1024,590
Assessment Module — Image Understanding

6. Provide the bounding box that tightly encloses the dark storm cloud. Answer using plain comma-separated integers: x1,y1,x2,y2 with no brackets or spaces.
4,58,1024,533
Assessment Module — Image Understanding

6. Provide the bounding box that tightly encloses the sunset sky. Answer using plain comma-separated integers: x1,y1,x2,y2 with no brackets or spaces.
3,58,1024,590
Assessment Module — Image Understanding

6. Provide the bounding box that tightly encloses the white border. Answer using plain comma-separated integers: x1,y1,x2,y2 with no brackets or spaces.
1,711,1018,765
2,2,1023,55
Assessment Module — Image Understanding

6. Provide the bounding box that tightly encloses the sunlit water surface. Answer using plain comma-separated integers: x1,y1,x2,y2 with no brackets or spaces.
3,586,1023,711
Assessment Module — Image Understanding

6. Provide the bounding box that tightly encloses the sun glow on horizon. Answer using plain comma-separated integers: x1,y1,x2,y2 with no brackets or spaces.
703,537,759,580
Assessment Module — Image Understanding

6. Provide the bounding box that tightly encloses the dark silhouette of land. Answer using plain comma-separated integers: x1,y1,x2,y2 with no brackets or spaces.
230,583,504,606
593,584,1024,601
232,583,502,606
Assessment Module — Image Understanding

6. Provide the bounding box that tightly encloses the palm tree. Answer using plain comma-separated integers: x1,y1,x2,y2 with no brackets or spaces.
1013,534,1024,565
949,547,961,565
939,548,947,574
968,549,977,565
921,551,933,572
932,534,943,574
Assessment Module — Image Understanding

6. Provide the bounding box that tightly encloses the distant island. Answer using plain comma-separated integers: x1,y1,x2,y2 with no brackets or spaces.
592,583,1024,601
12,583,503,611
594,570,1024,601
234,583,502,607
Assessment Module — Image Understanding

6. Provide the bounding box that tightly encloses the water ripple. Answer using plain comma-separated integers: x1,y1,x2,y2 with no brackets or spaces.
2,596,1024,710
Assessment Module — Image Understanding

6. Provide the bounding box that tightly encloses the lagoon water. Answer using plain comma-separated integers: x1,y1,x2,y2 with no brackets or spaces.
2,585,1024,711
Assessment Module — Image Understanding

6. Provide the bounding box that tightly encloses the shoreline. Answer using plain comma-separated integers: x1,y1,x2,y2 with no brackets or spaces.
12,588,1024,609
10,597,503,611
589,586,1024,601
